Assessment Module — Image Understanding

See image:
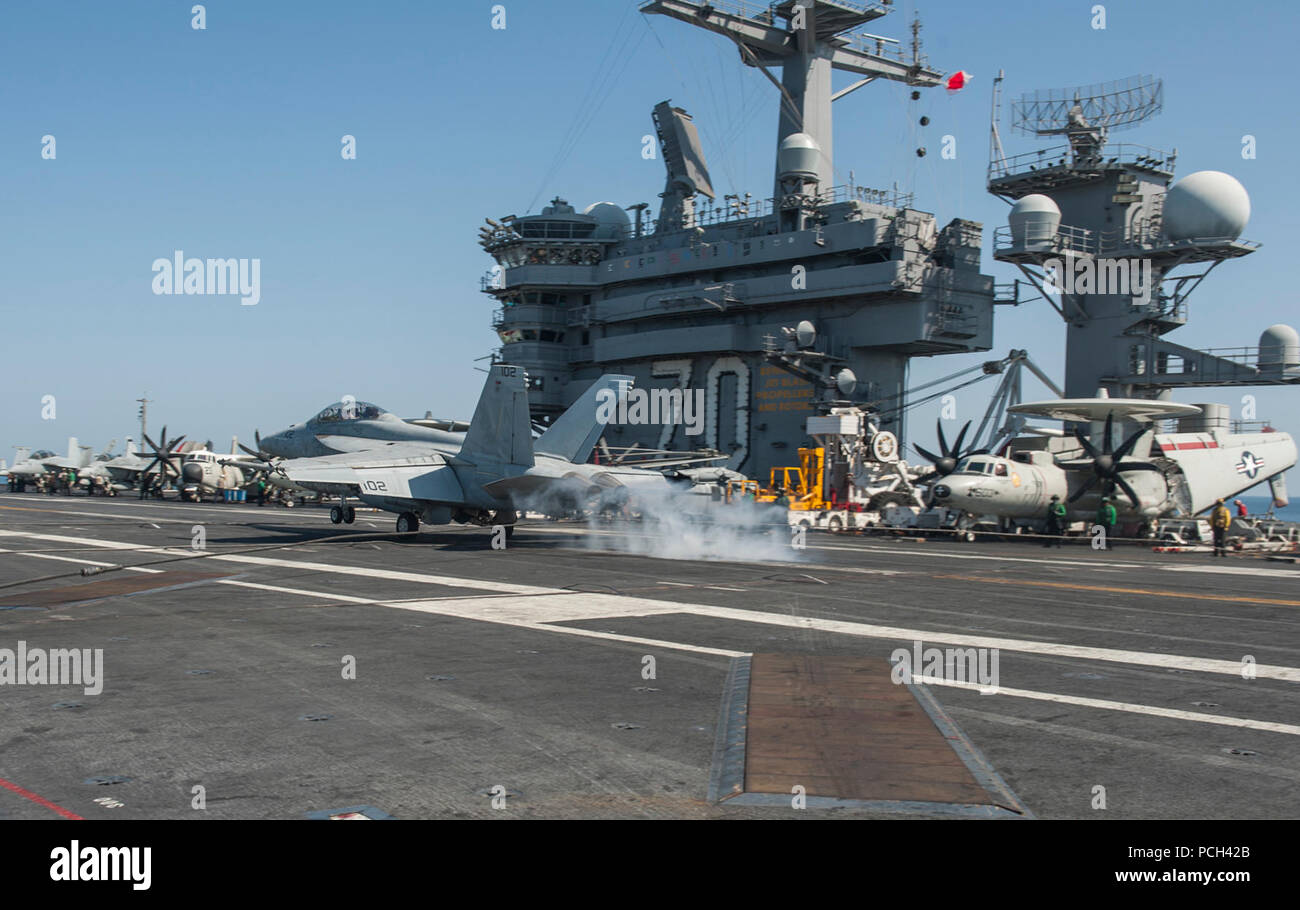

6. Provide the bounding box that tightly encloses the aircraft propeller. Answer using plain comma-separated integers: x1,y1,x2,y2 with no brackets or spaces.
140,426,187,488
913,420,989,483
1063,411,1162,509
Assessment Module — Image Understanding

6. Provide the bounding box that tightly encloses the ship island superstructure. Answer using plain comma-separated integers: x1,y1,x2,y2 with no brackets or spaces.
478,0,999,479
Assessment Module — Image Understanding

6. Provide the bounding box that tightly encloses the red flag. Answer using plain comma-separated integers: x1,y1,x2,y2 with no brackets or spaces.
945,70,972,92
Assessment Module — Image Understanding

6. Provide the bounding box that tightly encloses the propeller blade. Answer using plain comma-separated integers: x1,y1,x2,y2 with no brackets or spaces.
1072,427,1099,460
143,432,161,454
1113,475,1142,510
238,443,261,458
1067,477,1098,503
936,420,950,458
1102,412,1114,455
951,421,971,457
913,443,941,465
255,429,262,449
1113,427,1147,461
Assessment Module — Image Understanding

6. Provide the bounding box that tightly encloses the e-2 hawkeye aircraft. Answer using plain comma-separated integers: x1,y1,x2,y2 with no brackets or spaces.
928,396,1296,524
274,365,674,535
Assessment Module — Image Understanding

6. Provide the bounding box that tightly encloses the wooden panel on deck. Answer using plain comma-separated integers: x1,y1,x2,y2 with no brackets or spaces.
743,653,995,805
0,571,233,609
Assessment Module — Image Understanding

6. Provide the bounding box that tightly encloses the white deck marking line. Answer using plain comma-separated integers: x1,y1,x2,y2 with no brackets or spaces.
217,580,374,603
1165,565,1300,579
658,581,693,586
3,529,1298,682
0,531,554,595
704,586,748,592
812,541,1147,568
923,678,1300,736
2,550,164,573
0,502,310,525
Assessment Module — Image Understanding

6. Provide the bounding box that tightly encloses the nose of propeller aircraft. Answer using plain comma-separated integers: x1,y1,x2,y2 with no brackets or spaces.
182,462,204,484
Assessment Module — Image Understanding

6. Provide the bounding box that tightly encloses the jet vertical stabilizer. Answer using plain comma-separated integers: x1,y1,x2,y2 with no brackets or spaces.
459,364,534,468
535,374,634,464
1268,471,1289,508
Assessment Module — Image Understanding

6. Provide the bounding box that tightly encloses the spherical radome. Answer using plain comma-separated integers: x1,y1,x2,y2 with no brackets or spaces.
1163,171,1250,242
1259,324,1300,369
1008,194,1060,246
584,202,630,239
778,132,821,180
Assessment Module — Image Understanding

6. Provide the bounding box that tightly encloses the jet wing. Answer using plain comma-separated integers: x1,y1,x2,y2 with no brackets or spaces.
313,435,448,455
405,418,471,432
277,447,461,500
484,457,673,501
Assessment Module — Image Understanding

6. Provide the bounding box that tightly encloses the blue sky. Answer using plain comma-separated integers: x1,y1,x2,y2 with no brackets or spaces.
2,0,1296,459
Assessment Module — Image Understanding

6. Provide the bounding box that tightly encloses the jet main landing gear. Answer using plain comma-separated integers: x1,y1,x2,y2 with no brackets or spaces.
396,512,419,533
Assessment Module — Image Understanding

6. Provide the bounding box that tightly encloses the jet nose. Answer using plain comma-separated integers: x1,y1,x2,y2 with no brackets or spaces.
182,462,204,483
258,431,288,457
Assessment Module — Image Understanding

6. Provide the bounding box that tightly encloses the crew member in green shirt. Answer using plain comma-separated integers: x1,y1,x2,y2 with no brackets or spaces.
1043,494,1067,548
1095,496,1118,550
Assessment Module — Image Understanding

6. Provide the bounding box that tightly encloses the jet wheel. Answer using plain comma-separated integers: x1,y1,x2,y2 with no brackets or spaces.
396,513,418,533
329,506,343,524
343,507,356,524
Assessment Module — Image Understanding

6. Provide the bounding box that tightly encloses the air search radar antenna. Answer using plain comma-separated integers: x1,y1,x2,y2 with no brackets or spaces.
1011,74,1162,163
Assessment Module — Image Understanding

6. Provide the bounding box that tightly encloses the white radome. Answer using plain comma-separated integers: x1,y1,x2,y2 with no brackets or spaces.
1162,170,1250,242
778,132,821,181
1007,194,1060,246
1259,324,1300,370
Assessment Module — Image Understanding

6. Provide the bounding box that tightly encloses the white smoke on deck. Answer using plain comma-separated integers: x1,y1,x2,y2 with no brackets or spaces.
573,484,802,563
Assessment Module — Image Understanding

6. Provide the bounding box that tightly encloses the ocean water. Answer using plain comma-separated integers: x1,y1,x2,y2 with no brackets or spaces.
1234,495,1299,522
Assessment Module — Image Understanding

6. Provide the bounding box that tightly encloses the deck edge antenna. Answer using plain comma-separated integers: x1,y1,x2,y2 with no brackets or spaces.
1011,74,1163,165
988,69,1007,184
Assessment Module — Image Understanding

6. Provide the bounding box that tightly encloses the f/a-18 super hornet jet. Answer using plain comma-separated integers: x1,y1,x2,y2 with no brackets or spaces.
274,365,674,534
928,396,1296,524
256,400,468,459
6,447,59,491
10,438,112,493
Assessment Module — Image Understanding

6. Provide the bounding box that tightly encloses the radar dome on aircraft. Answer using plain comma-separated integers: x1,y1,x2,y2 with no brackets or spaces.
584,202,631,240
778,132,821,182
1007,194,1060,247
1258,323,1300,373
1162,171,1250,241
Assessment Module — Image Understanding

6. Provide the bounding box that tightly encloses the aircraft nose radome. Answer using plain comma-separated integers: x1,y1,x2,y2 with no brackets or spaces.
259,433,287,454
182,463,204,483
932,483,951,500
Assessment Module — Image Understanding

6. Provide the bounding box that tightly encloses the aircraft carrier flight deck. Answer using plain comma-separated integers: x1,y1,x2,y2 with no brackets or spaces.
1,493,1296,821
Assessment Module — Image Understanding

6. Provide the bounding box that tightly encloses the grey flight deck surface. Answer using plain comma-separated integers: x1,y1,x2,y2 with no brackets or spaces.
1,492,1297,820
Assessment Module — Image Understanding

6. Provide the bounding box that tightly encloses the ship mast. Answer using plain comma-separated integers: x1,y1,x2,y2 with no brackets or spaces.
641,0,943,198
